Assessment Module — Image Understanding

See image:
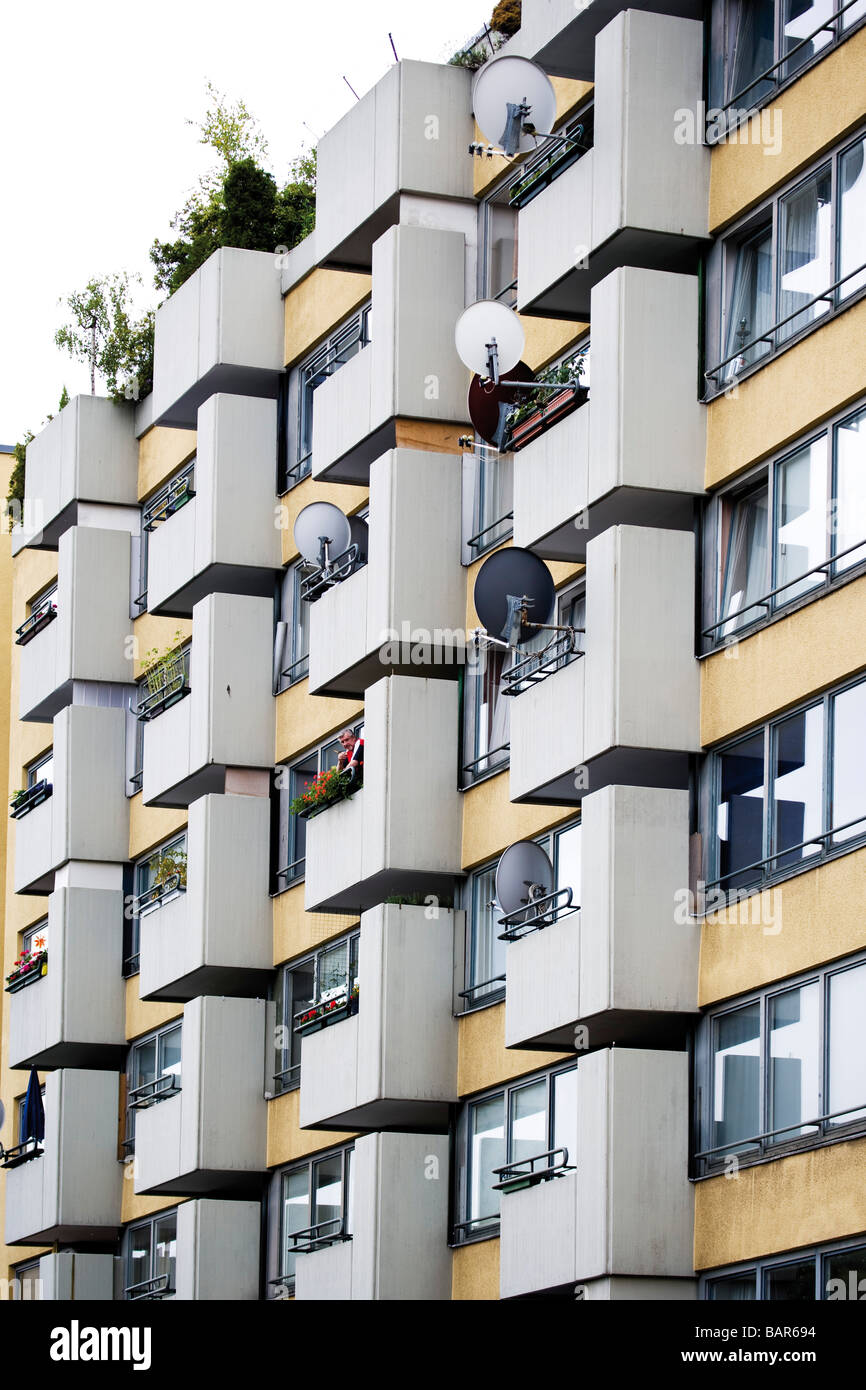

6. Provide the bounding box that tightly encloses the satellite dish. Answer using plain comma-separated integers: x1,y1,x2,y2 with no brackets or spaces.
468,360,535,446
472,56,557,156
348,515,369,566
474,547,555,646
0,1099,5,1132
294,502,352,569
496,840,553,920
455,300,525,383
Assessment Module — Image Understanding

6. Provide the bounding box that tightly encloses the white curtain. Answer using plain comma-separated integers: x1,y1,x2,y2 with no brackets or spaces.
778,172,831,341
724,228,773,378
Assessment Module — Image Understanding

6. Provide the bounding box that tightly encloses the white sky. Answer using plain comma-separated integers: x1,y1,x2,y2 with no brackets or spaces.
0,0,485,444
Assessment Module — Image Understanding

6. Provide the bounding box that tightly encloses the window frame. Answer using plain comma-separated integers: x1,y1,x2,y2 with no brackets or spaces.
452,1060,578,1246
125,830,188,977
273,722,364,891
276,560,311,692
269,1142,355,1297
137,455,197,612
124,1019,183,1154
272,928,361,1094
704,127,866,396
695,951,866,1175
124,1208,178,1301
701,1233,866,1300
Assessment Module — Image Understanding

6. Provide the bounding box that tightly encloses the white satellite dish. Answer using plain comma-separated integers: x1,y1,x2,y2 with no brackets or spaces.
294,502,352,570
472,55,557,157
455,300,525,383
496,840,554,920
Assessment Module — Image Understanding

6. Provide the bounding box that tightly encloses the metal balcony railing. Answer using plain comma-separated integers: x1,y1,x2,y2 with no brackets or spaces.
492,1146,574,1191
126,1073,181,1112
124,1274,172,1301
16,596,58,646
706,813,866,895
143,462,196,532
10,780,52,820
288,1216,352,1254
497,887,578,942
502,633,583,697
0,1139,43,1170
133,654,190,722
695,1101,866,1174
299,546,363,603
703,535,866,644
509,118,593,210
131,876,185,918
458,973,506,1007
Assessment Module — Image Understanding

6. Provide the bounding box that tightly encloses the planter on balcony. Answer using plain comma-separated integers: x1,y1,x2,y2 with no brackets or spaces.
15,603,57,647
294,770,362,821
5,948,48,994
506,386,589,453
295,986,359,1038
10,782,52,820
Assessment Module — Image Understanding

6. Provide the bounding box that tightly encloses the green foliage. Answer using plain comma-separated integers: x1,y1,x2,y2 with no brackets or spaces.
5,434,31,532
506,353,587,431
55,274,154,402
491,0,522,36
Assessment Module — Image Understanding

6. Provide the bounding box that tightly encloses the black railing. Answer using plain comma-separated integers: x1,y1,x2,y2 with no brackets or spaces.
707,813,866,894
299,545,363,603
143,463,196,532
288,1217,351,1254
492,1146,574,1190
10,781,52,820
695,1101,866,1172
461,743,510,784
458,974,506,1007
16,597,58,646
0,1139,43,1169
124,1274,172,1302
452,1214,500,1237
276,856,306,888
502,633,583,696
131,876,185,918
467,512,513,552
509,122,591,209
280,652,310,687
703,535,866,643
126,1074,181,1112
133,656,189,722
498,887,578,942
273,1061,302,1094
705,261,866,390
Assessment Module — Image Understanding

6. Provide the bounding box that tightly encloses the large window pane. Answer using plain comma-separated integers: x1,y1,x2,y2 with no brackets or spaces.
827,963,866,1125
774,438,828,600
768,982,820,1141
508,1079,547,1166
153,1214,176,1294
778,169,832,341
469,1095,505,1226
554,822,582,907
313,1154,344,1234
281,1168,310,1282
764,1258,817,1299
708,1272,757,1300
771,705,824,868
720,486,770,634
724,226,773,374
158,1026,182,1081
472,452,513,555
824,1245,866,1299
831,681,866,842
717,733,766,889
833,407,866,572
469,864,506,1001
552,1067,578,1166
727,0,775,104
712,1002,761,1154
838,137,866,300
128,1224,152,1293
782,0,834,80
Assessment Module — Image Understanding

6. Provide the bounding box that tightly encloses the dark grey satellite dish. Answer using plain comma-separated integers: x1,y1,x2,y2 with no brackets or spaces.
496,840,554,920
0,1099,5,1133
294,502,352,569
348,515,369,565
468,361,535,446
474,547,555,646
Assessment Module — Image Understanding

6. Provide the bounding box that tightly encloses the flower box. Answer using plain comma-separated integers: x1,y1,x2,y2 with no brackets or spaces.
5,948,48,994
294,986,359,1038
507,385,589,453
15,602,58,647
293,768,362,820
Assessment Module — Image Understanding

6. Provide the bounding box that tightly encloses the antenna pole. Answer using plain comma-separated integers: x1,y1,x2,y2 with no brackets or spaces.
89,313,97,396
389,32,399,62
342,76,361,100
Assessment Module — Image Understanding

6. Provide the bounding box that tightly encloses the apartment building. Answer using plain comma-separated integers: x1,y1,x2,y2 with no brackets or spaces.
1,0,865,1302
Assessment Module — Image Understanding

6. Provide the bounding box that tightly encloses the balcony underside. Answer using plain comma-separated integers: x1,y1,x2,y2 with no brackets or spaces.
315,420,396,485
149,561,277,620
312,646,463,700
139,963,274,1004
511,1007,698,1053
524,487,695,565
144,762,226,810
7,1219,121,1248
301,1097,451,1134
531,0,704,79
511,747,691,806
308,867,457,916
155,363,282,431
520,228,707,320
10,1039,126,1071
321,192,399,273
134,1166,267,1200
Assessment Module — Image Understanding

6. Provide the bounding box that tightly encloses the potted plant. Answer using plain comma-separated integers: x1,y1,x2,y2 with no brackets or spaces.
9,788,27,814
5,944,48,992
294,980,359,1037
290,765,359,820
150,847,187,896
141,630,187,698
505,354,588,452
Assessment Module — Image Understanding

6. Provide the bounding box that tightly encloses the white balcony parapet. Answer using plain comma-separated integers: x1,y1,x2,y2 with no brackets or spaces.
516,0,704,80
174,1200,261,1300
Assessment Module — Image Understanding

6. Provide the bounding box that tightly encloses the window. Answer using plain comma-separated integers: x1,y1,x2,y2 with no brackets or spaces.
461,648,511,785
273,931,360,1093
279,304,371,492
478,177,518,305
707,402,866,642
461,820,581,1008
704,1237,866,1300
11,750,54,820
137,459,196,611
696,954,866,1173
9,1257,42,1300
271,1145,354,1295
28,750,53,790
135,642,191,723
8,918,50,993
468,451,513,556
454,1063,577,1243
125,1022,182,1153
275,562,310,691
125,833,187,977
708,0,866,119
273,724,364,889
708,675,866,894
125,1210,177,1300
16,580,58,646
706,132,866,390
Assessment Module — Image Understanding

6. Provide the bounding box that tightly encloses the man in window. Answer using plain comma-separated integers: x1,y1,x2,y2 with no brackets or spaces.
336,728,363,783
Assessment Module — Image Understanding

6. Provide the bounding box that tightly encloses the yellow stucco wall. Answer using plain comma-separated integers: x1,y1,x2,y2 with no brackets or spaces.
705,297,866,490
451,1236,500,1299
695,1138,866,1269
272,882,359,969
278,475,368,564
138,426,196,501
457,1002,567,1097
275,684,364,767
700,845,866,1005
124,980,182,1045
266,1086,357,1168
128,798,188,863
283,269,372,368
701,576,866,746
709,27,866,232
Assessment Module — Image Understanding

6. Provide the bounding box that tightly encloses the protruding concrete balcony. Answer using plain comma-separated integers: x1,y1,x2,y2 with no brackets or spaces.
509,525,700,804
139,793,272,1002
147,394,281,616
36,1252,116,1300
304,675,462,913
514,268,704,564
18,525,134,723
133,996,268,1198
311,223,468,484
513,0,703,80
174,1199,261,1300
151,248,284,429
504,785,697,1052
11,394,138,553
142,592,275,808
516,11,708,318
309,449,464,696
4,1069,123,1246
498,1048,694,1299
294,1133,451,1300
298,904,460,1131
310,60,473,271
14,706,128,896
8,883,126,1069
